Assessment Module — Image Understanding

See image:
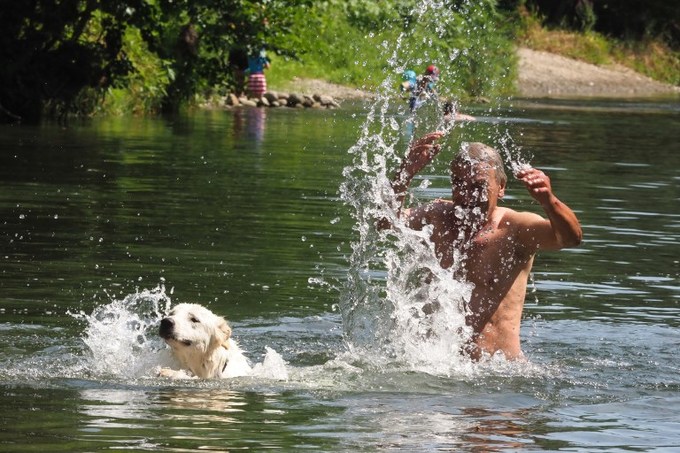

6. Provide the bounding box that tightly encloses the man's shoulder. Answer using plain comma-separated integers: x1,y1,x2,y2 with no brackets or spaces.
408,199,451,222
497,206,543,221
415,198,451,210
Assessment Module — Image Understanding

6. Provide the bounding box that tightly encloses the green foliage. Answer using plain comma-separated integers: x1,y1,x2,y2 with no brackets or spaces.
133,0,315,111
102,27,173,115
516,4,680,85
268,4,401,90
273,0,516,99
0,0,154,122
414,0,515,98
10,0,675,122
575,1,596,32
500,0,680,48
612,39,680,86
324,0,417,30
0,0,312,121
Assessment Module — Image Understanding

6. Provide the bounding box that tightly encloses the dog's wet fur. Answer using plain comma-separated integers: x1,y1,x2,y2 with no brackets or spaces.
158,303,251,379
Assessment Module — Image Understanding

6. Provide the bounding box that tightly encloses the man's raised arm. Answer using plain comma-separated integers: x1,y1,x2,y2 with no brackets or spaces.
515,167,583,250
391,132,445,207
376,132,444,231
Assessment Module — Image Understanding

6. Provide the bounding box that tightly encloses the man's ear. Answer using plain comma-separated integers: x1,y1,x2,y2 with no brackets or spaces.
498,181,506,199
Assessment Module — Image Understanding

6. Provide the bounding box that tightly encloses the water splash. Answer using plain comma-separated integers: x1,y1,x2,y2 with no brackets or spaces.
72,284,175,378
338,1,530,374
497,129,533,177
251,346,289,381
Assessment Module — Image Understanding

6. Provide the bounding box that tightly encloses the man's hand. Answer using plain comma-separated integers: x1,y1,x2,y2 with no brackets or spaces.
404,132,445,175
381,131,446,230
516,166,582,249
516,167,554,206
394,132,445,192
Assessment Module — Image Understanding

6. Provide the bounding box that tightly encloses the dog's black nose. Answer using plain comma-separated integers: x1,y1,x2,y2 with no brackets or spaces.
159,318,174,338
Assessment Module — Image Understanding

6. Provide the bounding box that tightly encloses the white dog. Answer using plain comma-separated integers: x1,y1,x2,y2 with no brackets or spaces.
157,303,252,379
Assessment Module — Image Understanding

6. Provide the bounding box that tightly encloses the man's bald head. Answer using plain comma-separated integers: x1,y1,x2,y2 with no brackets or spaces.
451,142,507,187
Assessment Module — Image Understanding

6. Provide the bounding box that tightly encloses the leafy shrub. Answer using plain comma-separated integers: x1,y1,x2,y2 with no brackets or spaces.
272,0,516,99
102,27,172,115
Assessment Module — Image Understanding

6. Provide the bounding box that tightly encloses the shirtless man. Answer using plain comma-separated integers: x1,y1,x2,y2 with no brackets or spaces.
381,132,582,360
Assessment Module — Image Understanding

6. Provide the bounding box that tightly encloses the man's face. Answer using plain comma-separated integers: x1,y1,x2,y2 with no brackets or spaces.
450,162,504,214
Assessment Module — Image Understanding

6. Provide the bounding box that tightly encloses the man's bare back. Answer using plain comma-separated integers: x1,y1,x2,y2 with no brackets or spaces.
384,132,582,360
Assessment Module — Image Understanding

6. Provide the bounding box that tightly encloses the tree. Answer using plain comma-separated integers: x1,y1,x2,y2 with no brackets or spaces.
500,0,679,46
0,0,161,122
0,0,312,122
153,0,313,112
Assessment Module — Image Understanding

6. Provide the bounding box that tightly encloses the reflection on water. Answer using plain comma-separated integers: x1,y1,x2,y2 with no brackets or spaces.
460,407,534,451
77,387,311,450
232,107,267,146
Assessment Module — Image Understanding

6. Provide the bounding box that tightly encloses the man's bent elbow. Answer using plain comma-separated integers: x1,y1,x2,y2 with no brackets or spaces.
561,226,583,248
565,235,582,248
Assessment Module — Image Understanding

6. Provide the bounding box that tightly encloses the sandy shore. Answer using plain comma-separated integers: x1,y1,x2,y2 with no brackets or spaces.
282,47,679,100
516,47,679,98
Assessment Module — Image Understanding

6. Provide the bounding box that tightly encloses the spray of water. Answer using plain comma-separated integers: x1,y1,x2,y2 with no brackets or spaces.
71,284,175,378
339,1,531,375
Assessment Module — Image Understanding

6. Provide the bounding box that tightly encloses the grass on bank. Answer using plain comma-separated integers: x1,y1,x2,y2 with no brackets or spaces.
263,2,517,102
264,20,396,92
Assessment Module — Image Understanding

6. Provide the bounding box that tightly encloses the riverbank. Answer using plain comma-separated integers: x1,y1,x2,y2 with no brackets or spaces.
277,46,679,101
517,47,680,98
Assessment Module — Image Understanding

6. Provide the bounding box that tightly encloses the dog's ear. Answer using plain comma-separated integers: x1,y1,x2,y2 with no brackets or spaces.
218,318,232,349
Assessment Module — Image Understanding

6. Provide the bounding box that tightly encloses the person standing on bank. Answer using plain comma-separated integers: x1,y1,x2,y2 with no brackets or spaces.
247,48,270,99
379,132,582,360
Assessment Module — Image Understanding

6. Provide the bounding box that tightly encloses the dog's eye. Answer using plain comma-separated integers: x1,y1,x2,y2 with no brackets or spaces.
190,316,200,323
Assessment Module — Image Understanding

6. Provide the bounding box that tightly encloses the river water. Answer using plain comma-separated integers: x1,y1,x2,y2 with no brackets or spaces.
1,96,679,451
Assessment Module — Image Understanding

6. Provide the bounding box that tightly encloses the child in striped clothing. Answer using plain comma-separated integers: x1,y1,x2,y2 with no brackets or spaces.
247,49,270,99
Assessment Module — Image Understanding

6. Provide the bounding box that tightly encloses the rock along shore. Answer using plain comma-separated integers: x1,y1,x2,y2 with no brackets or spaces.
199,77,374,110
222,90,342,110
204,47,678,109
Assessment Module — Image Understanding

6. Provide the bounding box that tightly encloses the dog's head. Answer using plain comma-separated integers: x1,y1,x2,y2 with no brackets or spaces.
159,303,232,356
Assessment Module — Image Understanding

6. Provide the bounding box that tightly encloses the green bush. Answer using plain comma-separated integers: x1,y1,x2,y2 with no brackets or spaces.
101,27,172,115
270,0,516,100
